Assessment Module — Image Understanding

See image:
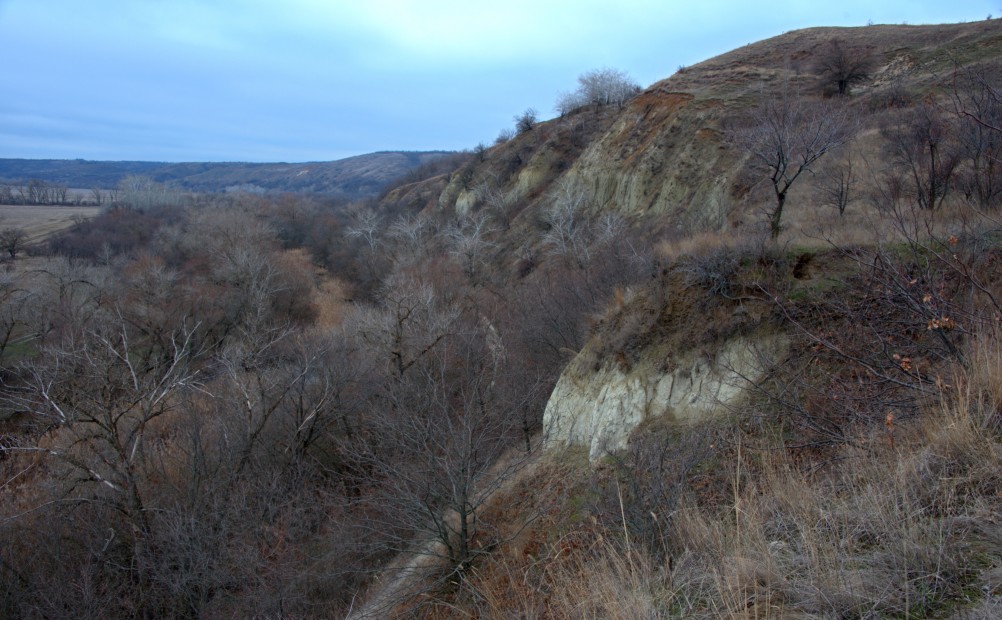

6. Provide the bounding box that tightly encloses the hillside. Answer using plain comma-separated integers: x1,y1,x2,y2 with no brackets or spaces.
360,19,1002,617
382,19,1002,239
1,19,1001,620
0,150,453,199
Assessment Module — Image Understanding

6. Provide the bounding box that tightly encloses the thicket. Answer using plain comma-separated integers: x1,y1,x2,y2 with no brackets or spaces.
0,157,656,616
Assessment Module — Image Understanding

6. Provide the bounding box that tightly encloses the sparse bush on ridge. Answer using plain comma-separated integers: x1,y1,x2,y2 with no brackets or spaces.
556,67,641,116
514,107,538,134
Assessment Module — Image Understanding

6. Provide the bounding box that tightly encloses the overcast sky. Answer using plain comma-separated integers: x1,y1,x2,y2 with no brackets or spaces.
0,1,995,163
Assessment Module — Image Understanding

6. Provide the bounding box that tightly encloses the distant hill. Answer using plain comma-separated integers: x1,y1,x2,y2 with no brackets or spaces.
0,151,454,200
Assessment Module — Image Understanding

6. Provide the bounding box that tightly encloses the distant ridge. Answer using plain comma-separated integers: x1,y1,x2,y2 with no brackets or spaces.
0,151,454,199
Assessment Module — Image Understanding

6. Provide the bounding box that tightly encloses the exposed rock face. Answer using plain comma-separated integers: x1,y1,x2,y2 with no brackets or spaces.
543,334,785,462
558,91,738,228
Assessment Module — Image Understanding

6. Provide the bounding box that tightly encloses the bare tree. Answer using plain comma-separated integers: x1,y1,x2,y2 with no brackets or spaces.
0,272,32,364
951,66,1002,208
117,175,185,211
555,90,586,117
26,179,50,205
578,67,641,108
556,68,640,115
494,128,516,145
386,213,432,262
813,38,878,97
476,180,524,230
10,316,202,553
473,142,489,162
447,212,498,284
883,100,960,210
0,227,27,259
541,179,627,269
344,207,384,252
514,108,538,134
819,152,856,216
350,274,459,378
355,322,534,609
732,87,856,238
209,326,360,476
52,184,68,204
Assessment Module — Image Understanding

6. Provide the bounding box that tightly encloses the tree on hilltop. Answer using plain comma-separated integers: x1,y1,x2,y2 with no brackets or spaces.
556,67,641,115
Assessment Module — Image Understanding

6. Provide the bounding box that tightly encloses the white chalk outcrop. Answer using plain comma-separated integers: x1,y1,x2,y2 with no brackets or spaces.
543,334,784,462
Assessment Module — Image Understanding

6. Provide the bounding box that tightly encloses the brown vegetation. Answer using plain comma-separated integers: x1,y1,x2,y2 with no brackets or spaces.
2,19,1002,620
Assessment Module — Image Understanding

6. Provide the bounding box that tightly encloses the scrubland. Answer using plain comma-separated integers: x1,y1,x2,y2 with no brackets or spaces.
2,19,1002,620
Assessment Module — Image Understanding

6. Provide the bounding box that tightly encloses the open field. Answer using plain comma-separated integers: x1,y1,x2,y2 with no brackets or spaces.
0,204,101,244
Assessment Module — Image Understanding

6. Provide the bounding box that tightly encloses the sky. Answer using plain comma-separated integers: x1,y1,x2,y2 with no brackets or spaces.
0,1,996,163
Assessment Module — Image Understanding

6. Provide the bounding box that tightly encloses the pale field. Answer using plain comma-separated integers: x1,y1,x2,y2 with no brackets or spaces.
0,204,101,245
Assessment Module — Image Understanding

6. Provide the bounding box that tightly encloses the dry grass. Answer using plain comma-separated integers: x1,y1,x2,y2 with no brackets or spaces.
0,205,100,245
654,229,758,261
413,324,1002,619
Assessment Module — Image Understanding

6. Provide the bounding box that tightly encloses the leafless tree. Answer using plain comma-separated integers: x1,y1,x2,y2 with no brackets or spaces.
117,175,186,211
819,152,856,216
473,142,489,162
0,272,32,365
345,208,384,252
386,213,432,262
176,207,311,339
356,322,535,603
577,67,641,107
26,179,49,205
0,227,27,259
951,66,1002,208
25,258,109,345
448,212,498,284
542,179,627,269
541,181,592,267
476,181,523,230
349,274,459,379
514,108,538,134
883,100,960,210
813,38,878,97
9,315,202,552
555,90,585,116
495,128,515,145
207,325,362,479
732,87,856,237
557,68,640,115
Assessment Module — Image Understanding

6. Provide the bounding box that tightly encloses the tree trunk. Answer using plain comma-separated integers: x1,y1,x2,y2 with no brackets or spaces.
770,192,786,239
